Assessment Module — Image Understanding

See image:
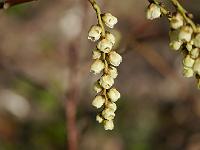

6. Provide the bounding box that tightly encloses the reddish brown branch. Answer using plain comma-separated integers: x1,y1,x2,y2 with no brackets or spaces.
0,0,37,9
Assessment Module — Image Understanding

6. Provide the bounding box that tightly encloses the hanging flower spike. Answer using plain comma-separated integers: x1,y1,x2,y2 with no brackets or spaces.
88,0,122,130
146,0,200,89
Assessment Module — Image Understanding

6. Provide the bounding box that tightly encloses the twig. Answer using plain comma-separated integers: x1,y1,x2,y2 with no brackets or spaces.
0,0,37,9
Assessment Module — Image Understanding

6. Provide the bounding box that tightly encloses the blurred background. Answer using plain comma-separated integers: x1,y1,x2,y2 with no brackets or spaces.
0,0,200,149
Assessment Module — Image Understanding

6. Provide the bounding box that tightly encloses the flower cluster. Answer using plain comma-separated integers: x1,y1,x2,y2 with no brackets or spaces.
88,7,122,130
146,1,200,88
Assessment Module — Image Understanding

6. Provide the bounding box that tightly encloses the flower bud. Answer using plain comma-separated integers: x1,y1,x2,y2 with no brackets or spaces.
146,3,161,20
107,66,118,79
179,26,193,42
102,108,115,120
107,102,117,111
92,95,105,109
92,49,101,59
190,48,199,59
88,25,102,42
186,42,193,51
107,88,120,102
108,51,122,66
105,32,115,45
97,39,113,53
99,75,114,89
169,41,182,51
170,13,184,29
193,58,200,75
93,82,102,93
102,13,118,28
96,115,103,123
104,120,114,130
193,34,200,48
183,67,194,78
90,59,105,74
183,55,195,68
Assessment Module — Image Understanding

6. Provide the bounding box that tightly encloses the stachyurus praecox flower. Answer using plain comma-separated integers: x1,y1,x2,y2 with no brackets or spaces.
88,0,121,130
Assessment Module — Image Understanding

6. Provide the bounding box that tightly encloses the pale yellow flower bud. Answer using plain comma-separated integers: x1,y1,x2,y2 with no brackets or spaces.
107,102,117,112
93,82,102,93
92,49,101,59
186,42,193,52
146,3,161,20
183,67,194,78
169,41,182,51
105,32,115,45
97,39,113,53
193,34,200,48
92,95,105,109
107,66,118,79
193,58,200,75
107,88,120,102
104,120,114,130
99,75,114,89
102,108,115,120
183,55,195,68
108,51,122,66
190,48,199,59
170,13,184,29
102,13,118,28
88,25,102,42
179,26,193,42
96,115,103,123
90,59,105,74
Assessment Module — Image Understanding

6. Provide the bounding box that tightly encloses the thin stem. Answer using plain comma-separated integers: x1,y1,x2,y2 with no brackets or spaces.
0,0,37,9
88,0,105,37
170,0,197,32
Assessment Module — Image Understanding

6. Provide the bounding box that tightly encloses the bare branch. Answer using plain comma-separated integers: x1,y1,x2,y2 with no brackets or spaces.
0,0,37,9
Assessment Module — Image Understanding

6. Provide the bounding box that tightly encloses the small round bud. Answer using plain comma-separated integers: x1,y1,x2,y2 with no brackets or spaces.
90,59,105,74
193,58,200,75
107,66,118,79
96,115,103,123
190,48,199,59
107,102,117,112
169,41,182,51
102,108,115,120
102,13,118,28
183,55,195,68
107,88,120,102
92,95,105,109
183,67,194,78
92,49,101,59
88,25,102,42
99,75,114,89
170,13,184,29
186,42,193,52
105,32,115,45
104,120,114,130
108,51,122,66
179,26,193,42
93,82,102,93
146,3,161,20
193,34,200,48
97,39,113,53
